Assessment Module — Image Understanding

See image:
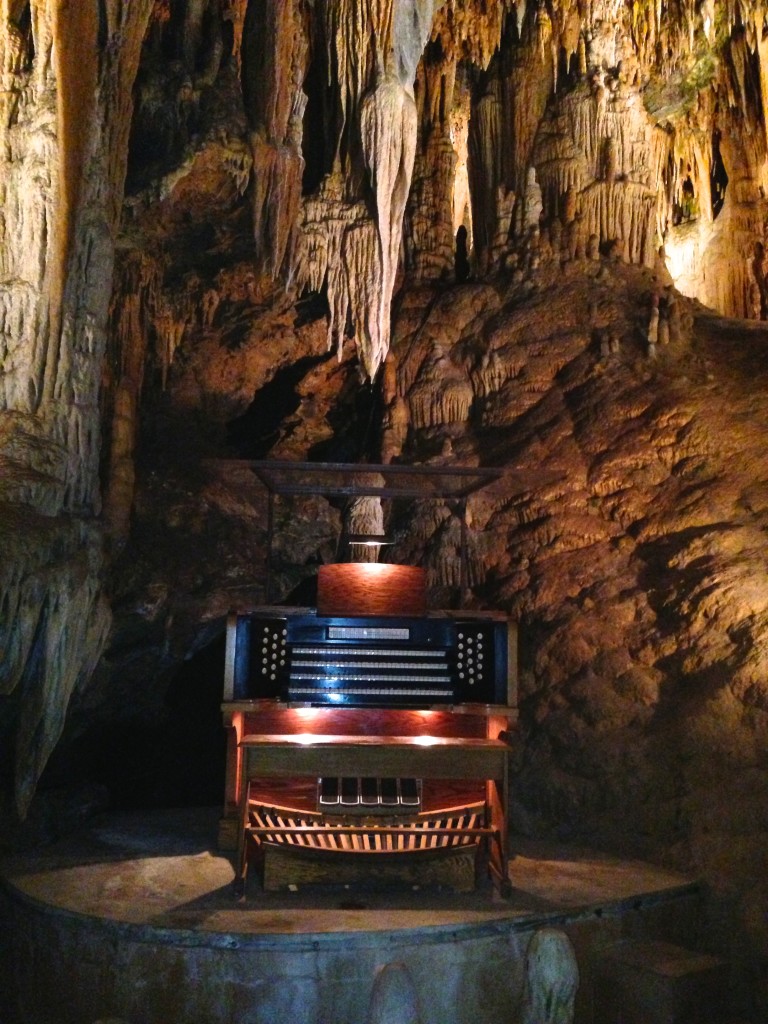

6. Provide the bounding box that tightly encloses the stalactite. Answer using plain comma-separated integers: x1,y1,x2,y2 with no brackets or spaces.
753,11,768,166
323,0,392,157
245,0,308,279
431,0,509,69
450,70,472,233
1,0,152,511
532,69,670,266
379,351,408,462
45,0,99,405
292,1,435,377
9,537,111,818
406,128,458,279
502,11,554,198
0,11,52,414
103,249,163,540
472,345,509,398
405,36,473,280
181,0,201,65
729,30,750,117
359,72,417,377
468,80,504,266
251,116,306,280
670,127,713,223
294,172,379,360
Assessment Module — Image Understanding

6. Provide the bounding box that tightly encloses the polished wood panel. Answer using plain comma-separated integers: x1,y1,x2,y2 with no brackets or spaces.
229,707,489,738
317,563,426,616
239,734,508,779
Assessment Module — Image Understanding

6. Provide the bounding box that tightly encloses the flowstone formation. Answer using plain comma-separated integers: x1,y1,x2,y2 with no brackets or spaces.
2,1,768,1017
0,0,153,817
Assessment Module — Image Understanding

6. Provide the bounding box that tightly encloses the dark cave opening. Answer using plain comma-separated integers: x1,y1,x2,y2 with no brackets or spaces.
240,0,266,132
711,130,728,219
38,631,228,813
673,173,697,224
307,371,384,464
226,352,332,459
9,2,34,68
301,50,334,194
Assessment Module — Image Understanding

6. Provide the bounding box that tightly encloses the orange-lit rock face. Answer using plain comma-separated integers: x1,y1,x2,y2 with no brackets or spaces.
2,2,768,1012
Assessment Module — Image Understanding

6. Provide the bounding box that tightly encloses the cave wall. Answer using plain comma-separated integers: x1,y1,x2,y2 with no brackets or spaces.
0,0,153,816
1,0,768,1016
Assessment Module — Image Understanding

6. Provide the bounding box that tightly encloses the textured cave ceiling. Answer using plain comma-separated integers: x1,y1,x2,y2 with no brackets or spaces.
1,0,768,1010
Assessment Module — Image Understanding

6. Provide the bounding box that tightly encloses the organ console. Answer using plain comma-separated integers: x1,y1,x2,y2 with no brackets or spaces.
221,604,518,896
213,460,520,895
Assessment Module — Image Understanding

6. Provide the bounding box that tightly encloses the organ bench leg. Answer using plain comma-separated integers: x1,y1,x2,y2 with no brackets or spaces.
486,775,511,896
233,779,251,899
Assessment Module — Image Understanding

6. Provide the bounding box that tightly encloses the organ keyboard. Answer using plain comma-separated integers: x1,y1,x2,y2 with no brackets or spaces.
225,611,514,708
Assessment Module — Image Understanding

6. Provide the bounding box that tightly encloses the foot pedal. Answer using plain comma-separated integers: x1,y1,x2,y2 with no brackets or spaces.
399,777,420,806
340,776,360,806
360,777,379,805
380,778,399,806
319,776,340,806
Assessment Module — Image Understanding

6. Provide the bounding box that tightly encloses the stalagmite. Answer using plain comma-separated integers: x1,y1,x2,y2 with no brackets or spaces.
368,961,421,1024
344,494,385,562
521,928,579,1024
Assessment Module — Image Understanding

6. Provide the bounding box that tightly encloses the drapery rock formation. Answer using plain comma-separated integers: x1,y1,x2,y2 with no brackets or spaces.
2,1,768,1017
1,0,153,817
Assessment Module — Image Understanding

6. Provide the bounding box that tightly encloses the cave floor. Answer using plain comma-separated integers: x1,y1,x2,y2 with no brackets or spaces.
0,806,697,940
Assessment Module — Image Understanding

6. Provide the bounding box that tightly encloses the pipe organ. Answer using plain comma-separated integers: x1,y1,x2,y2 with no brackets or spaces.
222,601,517,895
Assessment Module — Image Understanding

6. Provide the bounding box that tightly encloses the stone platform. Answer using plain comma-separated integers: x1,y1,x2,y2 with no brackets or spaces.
0,807,702,1024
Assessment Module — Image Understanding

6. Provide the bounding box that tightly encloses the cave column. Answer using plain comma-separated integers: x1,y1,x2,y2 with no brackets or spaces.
0,0,154,817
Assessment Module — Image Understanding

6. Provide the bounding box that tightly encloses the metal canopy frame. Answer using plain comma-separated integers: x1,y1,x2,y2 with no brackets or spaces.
248,460,503,501
227,460,505,603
